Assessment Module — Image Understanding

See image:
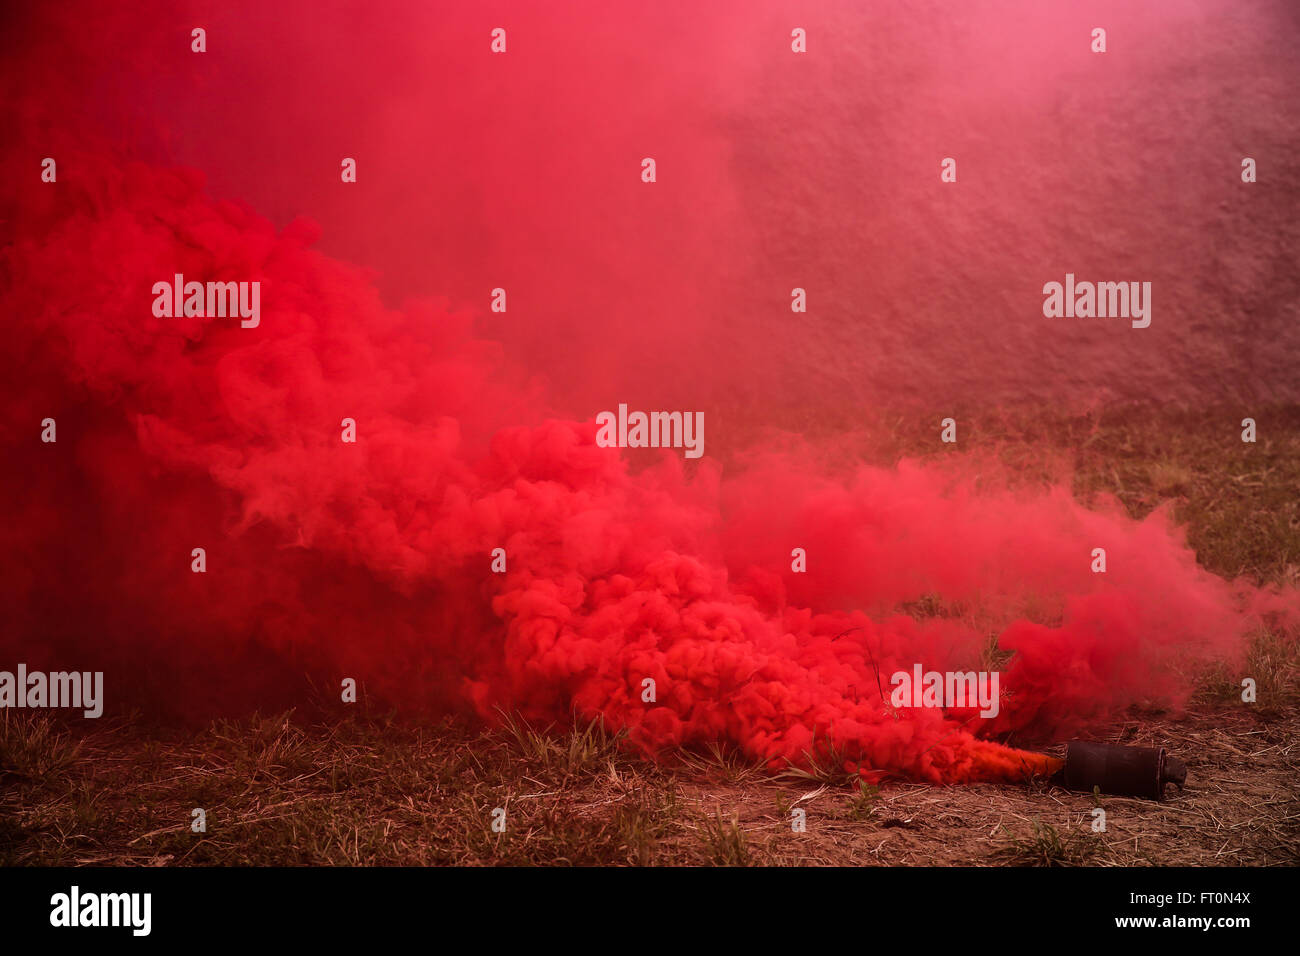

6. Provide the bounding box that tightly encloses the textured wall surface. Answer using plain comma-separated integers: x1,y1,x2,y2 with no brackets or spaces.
9,1,1293,421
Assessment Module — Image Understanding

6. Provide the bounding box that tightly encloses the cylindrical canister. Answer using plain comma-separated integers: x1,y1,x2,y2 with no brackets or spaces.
1061,741,1187,801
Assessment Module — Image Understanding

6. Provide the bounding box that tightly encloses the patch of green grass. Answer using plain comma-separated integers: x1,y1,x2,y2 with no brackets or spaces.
992,820,1105,867
698,807,750,866
846,780,880,821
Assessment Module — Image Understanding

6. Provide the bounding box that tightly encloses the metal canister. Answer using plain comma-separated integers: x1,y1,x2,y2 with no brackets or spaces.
1061,741,1187,801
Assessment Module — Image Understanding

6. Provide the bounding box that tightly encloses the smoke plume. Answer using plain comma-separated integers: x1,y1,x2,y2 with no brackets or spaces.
2,0,1296,784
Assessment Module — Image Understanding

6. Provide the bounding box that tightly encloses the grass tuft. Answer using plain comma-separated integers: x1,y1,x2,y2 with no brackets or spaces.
993,820,1105,867
0,713,81,785
698,807,750,866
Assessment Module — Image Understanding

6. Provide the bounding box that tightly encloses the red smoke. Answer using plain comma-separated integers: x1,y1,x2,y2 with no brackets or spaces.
2,1,1296,784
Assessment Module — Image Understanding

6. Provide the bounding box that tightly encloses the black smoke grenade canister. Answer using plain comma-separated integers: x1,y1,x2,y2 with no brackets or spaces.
1060,741,1188,800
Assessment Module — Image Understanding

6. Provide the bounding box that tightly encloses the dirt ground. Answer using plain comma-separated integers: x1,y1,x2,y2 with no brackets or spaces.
679,708,1300,866
0,701,1295,867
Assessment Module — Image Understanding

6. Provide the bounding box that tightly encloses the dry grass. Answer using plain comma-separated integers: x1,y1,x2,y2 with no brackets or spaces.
2,406,1297,866
1,704,1294,867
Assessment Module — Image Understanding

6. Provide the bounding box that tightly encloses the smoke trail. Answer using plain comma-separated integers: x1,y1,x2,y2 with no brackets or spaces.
2,144,1288,784
4,0,1297,784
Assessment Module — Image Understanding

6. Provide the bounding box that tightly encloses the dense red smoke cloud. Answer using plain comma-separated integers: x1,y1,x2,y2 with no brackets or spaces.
2,2,1296,783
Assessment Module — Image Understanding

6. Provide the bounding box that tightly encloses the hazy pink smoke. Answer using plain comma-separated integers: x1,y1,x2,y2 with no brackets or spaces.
2,1,1295,782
